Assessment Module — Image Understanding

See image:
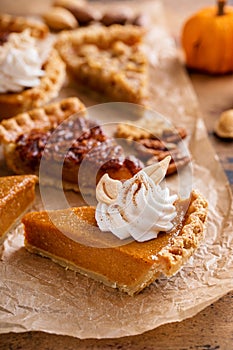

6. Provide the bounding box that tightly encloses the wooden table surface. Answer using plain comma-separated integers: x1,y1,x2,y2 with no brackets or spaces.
0,1,233,349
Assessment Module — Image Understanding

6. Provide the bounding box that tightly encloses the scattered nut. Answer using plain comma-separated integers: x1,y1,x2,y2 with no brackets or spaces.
101,8,134,26
43,7,78,30
215,109,233,139
65,5,101,25
45,2,150,30
132,13,150,27
53,0,86,7
0,31,10,46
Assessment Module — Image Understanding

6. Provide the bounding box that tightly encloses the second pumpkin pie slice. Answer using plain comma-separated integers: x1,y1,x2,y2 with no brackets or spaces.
0,174,37,244
22,158,208,295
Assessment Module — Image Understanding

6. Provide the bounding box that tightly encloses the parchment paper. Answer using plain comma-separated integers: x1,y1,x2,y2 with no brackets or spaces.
0,1,233,339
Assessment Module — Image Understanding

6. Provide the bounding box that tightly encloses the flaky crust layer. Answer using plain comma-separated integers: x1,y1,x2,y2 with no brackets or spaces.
0,174,38,244
0,49,66,119
56,24,145,49
0,13,48,39
0,97,86,143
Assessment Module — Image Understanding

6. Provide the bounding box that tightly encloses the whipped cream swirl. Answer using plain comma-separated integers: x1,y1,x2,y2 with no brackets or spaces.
95,156,178,242
0,29,46,93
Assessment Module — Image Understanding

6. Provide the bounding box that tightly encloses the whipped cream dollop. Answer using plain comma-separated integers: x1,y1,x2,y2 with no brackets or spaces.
95,156,178,242
0,29,46,93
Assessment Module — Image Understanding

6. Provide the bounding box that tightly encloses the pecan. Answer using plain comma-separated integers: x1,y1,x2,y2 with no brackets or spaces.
135,138,175,160
166,156,190,175
161,127,187,143
16,131,50,171
43,7,78,30
66,5,101,25
130,134,191,176
101,8,134,26
53,0,86,7
169,247,183,256
139,139,167,149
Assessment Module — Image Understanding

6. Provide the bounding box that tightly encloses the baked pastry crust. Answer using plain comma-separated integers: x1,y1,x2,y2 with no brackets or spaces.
0,97,86,144
23,190,208,295
0,97,86,177
0,174,37,244
0,14,66,119
55,24,148,104
0,13,48,39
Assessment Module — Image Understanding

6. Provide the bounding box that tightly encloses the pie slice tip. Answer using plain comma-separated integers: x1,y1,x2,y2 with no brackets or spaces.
22,189,208,296
55,24,148,105
0,174,38,244
0,13,49,39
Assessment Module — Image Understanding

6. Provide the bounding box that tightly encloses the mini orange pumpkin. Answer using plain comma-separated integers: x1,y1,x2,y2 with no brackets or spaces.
182,0,233,74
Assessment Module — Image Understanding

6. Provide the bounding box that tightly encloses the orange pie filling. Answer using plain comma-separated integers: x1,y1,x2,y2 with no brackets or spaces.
0,175,37,244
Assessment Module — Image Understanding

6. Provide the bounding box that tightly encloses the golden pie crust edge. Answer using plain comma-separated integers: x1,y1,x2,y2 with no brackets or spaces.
0,97,86,143
0,49,66,119
154,190,208,278
24,190,208,296
56,24,145,49
0,13,49,39
0,97,86,176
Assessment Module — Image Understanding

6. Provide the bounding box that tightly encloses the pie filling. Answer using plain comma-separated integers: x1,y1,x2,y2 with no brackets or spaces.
68,43,147,103
23,190,208,295
14,116,143,188
56,25,148,104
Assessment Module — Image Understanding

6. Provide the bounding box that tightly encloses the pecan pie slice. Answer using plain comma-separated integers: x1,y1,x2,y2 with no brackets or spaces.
116,121,190,175
0,175,37,244
0,98,143,192
23,190,208,295
56,24,148,104
0,14,65,119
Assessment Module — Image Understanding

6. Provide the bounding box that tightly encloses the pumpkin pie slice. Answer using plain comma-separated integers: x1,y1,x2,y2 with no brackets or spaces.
23,190,208,295
0,14,66,119
0,97,142,192
0,174,37,244
56,24,148,104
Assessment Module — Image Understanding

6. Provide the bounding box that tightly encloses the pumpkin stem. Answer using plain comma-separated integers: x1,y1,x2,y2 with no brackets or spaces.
217,0,226,16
